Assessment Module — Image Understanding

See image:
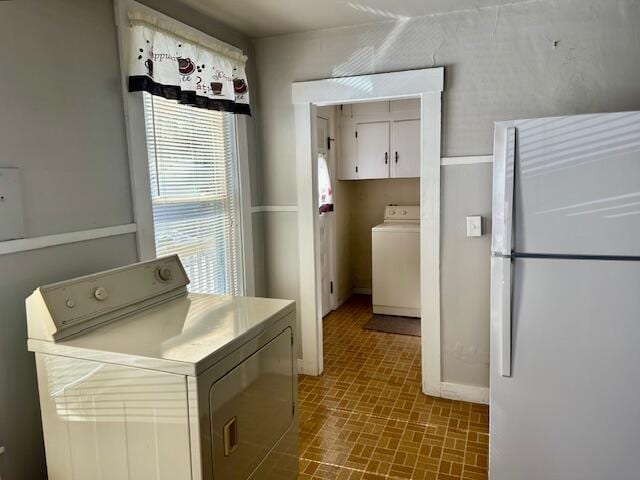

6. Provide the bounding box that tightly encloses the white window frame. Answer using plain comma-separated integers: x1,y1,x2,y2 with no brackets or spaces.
113,0,255,296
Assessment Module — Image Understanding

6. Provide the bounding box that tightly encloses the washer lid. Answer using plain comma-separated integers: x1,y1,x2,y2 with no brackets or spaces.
372,222,420,233
28,293,295,376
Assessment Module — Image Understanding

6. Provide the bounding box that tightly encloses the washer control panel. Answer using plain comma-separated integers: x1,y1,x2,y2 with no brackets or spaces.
38,255,189,337
384,205,419,222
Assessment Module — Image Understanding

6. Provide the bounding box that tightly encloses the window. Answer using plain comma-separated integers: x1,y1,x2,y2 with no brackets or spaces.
143,93,242,295
318,153,333,214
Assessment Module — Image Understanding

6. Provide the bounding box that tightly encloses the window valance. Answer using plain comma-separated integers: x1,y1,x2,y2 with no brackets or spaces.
127,11,250,115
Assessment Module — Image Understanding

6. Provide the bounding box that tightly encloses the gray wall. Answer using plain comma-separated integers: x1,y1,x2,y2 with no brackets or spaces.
441,164,493,386
0,1,256,478
252,0,640,387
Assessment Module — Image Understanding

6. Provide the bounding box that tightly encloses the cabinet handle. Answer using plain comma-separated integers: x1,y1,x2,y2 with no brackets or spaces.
223,416,239,456
395,151,399,163
385,152,388,164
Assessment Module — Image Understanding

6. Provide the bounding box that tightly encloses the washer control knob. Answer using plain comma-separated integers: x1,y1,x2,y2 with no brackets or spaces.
156,266,173,283
93,287,109,301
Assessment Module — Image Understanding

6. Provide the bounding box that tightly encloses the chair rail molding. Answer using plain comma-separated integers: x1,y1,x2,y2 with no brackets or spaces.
0,224,137,256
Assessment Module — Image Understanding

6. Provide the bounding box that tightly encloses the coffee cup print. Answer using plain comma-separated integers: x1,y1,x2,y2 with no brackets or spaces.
178,58,195,75
144,59,153,76
210,82,223,95
233,78,248,95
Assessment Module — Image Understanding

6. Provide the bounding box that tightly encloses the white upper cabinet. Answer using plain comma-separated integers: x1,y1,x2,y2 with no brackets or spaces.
337,100,420,180
356,122,390,179
392,119,420,178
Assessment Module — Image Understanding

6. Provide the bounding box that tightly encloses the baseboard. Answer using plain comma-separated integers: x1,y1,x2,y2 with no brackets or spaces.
297,358,321,376
334,293,351,310
352,287,372,295
440,382,489,405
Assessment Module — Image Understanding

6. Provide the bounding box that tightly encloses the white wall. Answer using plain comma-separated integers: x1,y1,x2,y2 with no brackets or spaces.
252,0,640,387
0,1,256,478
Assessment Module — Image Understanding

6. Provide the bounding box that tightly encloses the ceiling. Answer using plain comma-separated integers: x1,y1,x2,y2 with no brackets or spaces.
179,0,527,38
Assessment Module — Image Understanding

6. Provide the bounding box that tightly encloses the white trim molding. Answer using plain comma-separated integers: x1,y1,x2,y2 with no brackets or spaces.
251,205,299,213
441,155,493,166
0,224,137,256
292,69,444,106
292,67,444,398
235,115,256,296
440,382,490,405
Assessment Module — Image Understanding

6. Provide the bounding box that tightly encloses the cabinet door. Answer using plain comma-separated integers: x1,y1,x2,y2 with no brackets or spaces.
356,121,390,179
392,119,420,178
338,117,358,180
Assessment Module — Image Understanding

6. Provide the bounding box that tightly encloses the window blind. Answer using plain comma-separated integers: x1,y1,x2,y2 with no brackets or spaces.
143,92,242,295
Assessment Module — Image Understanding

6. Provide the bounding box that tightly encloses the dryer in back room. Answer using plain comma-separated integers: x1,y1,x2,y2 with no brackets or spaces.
372,205,420,317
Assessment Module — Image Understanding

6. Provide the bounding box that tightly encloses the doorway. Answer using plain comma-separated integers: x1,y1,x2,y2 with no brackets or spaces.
292,68,444,396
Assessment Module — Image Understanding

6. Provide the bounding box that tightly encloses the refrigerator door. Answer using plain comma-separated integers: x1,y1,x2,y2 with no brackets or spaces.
490,257,640,480
494,111,640,257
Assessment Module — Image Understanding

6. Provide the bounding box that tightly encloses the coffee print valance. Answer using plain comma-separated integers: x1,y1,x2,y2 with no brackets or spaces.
127,13,250,115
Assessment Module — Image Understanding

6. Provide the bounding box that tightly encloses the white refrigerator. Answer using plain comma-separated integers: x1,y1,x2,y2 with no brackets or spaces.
490,111,640,479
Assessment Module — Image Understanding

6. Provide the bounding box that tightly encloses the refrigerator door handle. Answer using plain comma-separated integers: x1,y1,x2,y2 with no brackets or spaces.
491,126,517,255
500,257,512,377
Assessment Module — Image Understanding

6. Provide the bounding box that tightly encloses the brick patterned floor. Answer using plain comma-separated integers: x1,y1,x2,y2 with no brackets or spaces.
297,296,489,480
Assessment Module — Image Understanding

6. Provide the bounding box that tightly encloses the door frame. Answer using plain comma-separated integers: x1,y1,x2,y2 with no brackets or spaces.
292,68,444,396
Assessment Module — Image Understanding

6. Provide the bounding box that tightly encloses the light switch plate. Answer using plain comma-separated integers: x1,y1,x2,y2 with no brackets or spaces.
466,215,482,237
0,168,26,241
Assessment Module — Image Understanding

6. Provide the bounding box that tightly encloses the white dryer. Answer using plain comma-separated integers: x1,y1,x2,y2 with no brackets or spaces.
372,205,420,317
26,255,298,480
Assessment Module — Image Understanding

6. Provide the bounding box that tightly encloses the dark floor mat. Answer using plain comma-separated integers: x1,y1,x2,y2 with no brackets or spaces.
363,314,421,337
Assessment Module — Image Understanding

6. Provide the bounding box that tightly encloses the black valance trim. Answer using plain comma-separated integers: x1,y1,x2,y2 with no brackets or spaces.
129,76,251,116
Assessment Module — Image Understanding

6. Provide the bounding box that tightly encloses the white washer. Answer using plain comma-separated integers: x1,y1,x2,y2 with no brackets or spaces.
372,205,420,317
26,255,298,480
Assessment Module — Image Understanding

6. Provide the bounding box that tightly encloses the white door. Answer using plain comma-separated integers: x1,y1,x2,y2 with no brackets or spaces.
356,121,390,179
392,119,420,178
317,115,334,317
